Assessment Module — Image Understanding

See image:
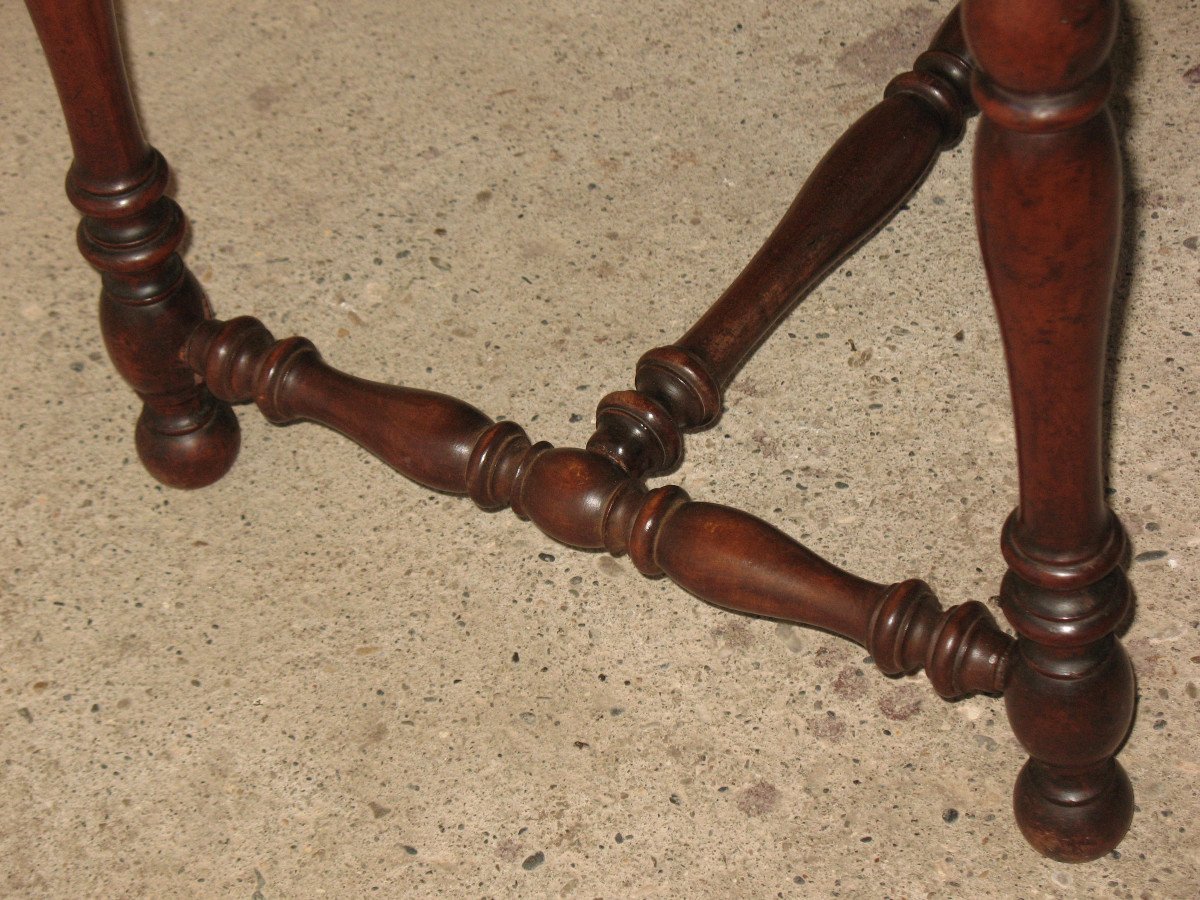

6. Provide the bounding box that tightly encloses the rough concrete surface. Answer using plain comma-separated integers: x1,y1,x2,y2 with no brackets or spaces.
1,1,1197,897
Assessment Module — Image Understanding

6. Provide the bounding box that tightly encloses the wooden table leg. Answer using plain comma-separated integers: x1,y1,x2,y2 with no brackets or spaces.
25,0,238,488
963,0,1134,861
20,0,1145,861
592,6,976,479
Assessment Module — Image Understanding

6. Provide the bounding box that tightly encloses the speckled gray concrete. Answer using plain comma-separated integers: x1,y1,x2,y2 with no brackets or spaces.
2,1,1197,897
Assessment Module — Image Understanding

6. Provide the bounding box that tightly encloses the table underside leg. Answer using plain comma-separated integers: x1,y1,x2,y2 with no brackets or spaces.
24,0,1139,860
25,0,238,488
594,8,976,477
963,0,1135,861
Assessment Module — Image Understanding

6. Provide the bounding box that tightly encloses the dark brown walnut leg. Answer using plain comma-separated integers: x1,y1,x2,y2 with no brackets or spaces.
186,315,1013,703
25,0,1080,851
25,0,238,488
591,6,976,477
963,1,1134,861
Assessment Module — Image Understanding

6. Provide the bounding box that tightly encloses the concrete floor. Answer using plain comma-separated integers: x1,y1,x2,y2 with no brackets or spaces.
2,1,1197,896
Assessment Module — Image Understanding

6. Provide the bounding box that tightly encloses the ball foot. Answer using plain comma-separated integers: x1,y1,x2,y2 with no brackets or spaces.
1013,758,1133,862
135,394,240,489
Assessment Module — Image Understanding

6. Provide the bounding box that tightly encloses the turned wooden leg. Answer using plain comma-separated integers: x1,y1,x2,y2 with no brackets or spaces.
25,0,238,488
592,7,977,478
963,1,1134,861
185,315,1013,701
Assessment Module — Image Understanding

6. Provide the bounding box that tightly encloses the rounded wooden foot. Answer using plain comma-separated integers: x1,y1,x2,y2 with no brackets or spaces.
135,394,239,489
1014,758,1133,863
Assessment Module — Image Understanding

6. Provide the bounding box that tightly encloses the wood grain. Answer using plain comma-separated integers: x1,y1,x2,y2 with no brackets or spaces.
24,0,1143,860
964,0,1135,862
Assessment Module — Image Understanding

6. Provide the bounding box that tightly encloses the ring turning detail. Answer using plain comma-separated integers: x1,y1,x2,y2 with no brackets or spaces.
25,0,1137,861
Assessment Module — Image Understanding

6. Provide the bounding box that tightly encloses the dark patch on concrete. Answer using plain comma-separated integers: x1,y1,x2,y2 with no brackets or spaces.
751,428,782,459
736,781,780,816
836,5,943,86
359,721,388,749
807,713,847,741
1125,638,1163,678
1130,187,1184,210
832,665,867,701
879,685,923,721
729,378,761,398
711,619,755,650
812,645,840,669
249,83,290,113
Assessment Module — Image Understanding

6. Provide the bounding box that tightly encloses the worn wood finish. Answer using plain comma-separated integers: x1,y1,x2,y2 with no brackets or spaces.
594,10,977,478
25,0,238,488
24,0,1142,861
963,0,1134,862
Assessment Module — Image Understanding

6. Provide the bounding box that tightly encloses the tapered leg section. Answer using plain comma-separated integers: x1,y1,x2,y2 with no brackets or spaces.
590,7,978,479
963,1,1134,861
26,0,238,488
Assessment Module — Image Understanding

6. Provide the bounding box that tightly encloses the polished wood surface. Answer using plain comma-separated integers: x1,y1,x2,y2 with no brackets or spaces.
23,0,1140,862
597,14,977,477
187,314,1013,700
25,0,239,489
964,0,1134,862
